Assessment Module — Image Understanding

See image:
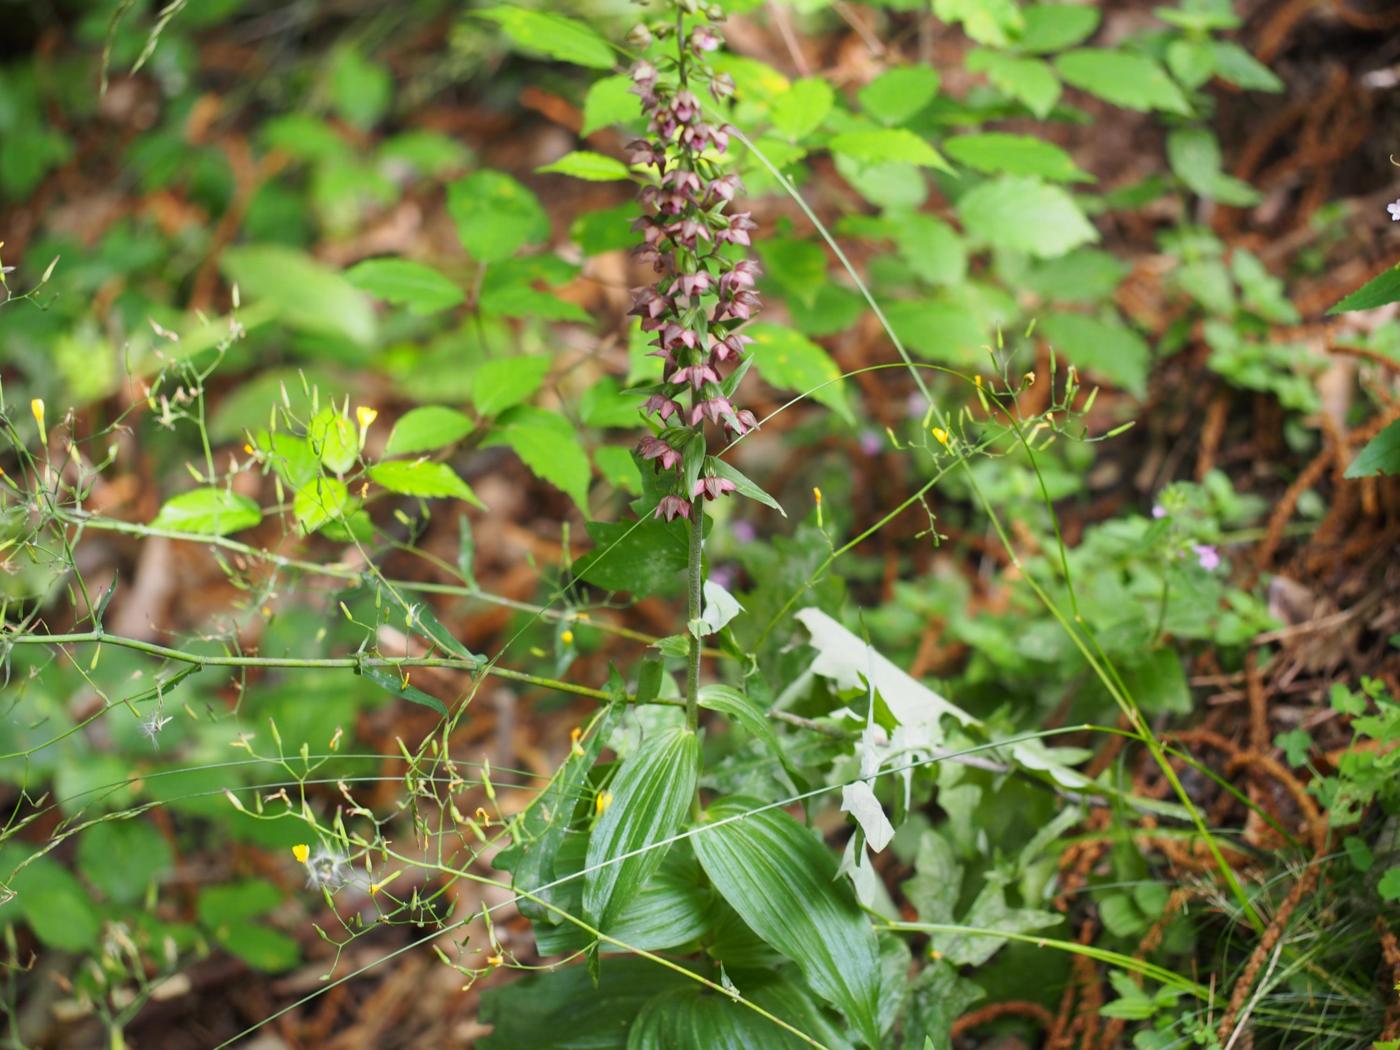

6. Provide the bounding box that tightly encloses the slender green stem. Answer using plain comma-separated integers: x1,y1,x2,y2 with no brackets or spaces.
686,507,704,729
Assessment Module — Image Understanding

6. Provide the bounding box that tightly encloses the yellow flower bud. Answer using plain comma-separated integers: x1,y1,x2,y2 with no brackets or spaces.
561,629,574,645
812,486,822,504
932,427,950,447
31,399,45,442
596,790,614,816
355,405,378,429
292,843,310,864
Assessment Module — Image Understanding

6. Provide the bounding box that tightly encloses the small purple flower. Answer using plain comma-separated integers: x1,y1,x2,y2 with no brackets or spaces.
1192,544,1220,572
1388,199,1400,222
643,395,681,422
860,430,883,456
709,564,736,591
731,520,757,544
656,495,692,521
1152,504,1166,519
693,476,737,501
723,408,757,435
690,25,722,54
638,435,682,471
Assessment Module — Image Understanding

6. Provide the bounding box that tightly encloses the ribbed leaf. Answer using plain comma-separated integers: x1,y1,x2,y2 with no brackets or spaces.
693,797,882,1048
627,988,817,1050
583,727,698,929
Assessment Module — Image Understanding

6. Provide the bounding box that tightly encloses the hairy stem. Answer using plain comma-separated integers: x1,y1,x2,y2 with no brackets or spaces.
685,504,704,729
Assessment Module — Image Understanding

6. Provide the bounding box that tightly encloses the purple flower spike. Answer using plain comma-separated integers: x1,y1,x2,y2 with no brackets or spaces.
1192,544,1221,572
638,436,682,471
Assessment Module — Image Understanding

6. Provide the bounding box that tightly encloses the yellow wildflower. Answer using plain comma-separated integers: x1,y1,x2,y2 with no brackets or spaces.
355,405,378,429
292,843,310,864
932,427,950,447
561,629,574,645
31,399,45,441
596,790,614,816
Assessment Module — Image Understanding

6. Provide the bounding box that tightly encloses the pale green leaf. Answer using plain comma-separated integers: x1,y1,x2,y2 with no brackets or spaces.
1054,48,1191,114
221,245,376,346
485,406,591,510
582,75,643,135
828,128,952,172
369,460,484,507
345,258,464,315
537,150,631,182
965,48,1062,118
478,7,615,69
151,488,261,536
771,77,834,139
1038,310,1150,397
933,0,1024,46
858,67,940,126
293,477,350,533
470,355,551,417
944,132,1091,182
384,406,474,456
745,323,853,424
956,175,1098,258
1013,4,1100,53
307,406,359,474
575,518,688,597
447,170,548,263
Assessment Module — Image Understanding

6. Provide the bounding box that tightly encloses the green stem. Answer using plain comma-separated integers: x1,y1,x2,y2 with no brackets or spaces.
685,504,704,730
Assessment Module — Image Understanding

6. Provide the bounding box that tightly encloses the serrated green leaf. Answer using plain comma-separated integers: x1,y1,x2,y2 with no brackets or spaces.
486,406,591,510
1054,48,1191,114
151,487,261,536
345,258,464,315
575,518,689,597
1329,263,1400,314
385,406,474,456
957,176,1098,258
694,797,882,1048
583,726,698,929
771,77,834,139
1210,41,1283,92
966,49,1061,118
746,323,853,424
478,7,615,69
470,355,551,417
582,74,643,135
1344,420,1400,479
221,245,376,346
447,170,548,263
829,128,952,172
944,132,1091,182
1013,3,1100,52
293,477,350,533
1039,310,1150,397
858,67,941,126
1166,128,1260,206
537,150,631,182
369,460,484,507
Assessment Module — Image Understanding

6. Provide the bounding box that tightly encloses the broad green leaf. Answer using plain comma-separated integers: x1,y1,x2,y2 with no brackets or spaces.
1210,41,1283,92
746,323,853,424
628,988,814,1050
956,176,1098,258
345,258,464,315
575,518,689,597
537,150,631,182
694,797,882,1048
1016,247,1128,302
1344,420,1400,479
943,132,1091,183
580,378,642,429
151,487,260,536
478,7,615,69
698,684,787,769
1166,128,1260,206
213,923,301,973
757,235,827,308
486,406,591,510
293,477,350,533
330,46,391,130
378,130,472,175
196,879,280,926
447,170,548,263
4,854,101,951
1054,48,1191,114
583,726,698,929
1121,648,1191,715
582,75,643,135
308,405,359,474
884,297,985,366
478,958,691,1050
359,663,450,716
78,820,174,904
891,213,967,286
858,67,941,126
1013,4,1100,52
1039,310,1150,397
369,460,484,507
966,48,1061,118
384,405,474,456
221,245,376,346
572,202,640,256
933,0,1024,46
1166,38,1216,90
771,77,834,140
470,354,551,416
253,431,321,490
1328,262,1400,314
829,128,952,173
